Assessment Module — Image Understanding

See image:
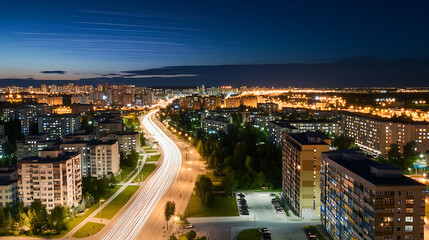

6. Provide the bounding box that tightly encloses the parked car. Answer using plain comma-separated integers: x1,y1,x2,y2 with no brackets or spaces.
240,210,249,215
185,224,194,229
259,227,269,234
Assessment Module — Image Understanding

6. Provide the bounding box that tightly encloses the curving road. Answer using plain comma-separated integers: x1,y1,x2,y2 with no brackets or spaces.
101,110,182,240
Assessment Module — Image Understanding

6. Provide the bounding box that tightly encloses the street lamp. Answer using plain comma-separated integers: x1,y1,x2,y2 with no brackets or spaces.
99,199,105,229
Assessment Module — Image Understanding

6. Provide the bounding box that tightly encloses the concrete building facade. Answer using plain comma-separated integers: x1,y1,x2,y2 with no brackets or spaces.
18,150,82,212
282,132,330,218
321,149,425,240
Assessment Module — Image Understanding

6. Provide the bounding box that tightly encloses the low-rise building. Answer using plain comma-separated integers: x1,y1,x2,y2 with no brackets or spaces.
18,150,82,212
321,149,425,240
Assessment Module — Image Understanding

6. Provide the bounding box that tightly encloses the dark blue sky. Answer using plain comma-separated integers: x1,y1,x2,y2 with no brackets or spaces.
1,1,429,85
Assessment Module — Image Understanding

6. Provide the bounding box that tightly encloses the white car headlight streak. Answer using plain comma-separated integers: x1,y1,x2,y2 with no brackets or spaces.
102,110,182,240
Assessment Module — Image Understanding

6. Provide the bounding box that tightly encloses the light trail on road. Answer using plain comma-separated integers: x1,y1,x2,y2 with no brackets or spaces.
101,110,182,240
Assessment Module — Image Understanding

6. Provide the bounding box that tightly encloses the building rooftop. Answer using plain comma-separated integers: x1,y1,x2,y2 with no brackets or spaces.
341,111,428,125
86,139,118,146
111,131,139,136
324,149,425,186
288,132,330,145
20,152,80,164
0,177,16,186
269,120,297,129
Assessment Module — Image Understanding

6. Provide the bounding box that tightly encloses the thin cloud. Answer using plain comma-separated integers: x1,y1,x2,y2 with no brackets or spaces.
40,70,66,74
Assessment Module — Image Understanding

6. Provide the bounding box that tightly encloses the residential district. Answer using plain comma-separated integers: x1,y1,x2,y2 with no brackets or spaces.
0,83,428,240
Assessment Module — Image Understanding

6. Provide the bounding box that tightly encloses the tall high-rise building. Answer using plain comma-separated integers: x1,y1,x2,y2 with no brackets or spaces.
321,149,425,240
282,132,330,218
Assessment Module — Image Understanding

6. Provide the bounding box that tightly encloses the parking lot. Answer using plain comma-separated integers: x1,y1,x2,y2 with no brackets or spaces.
190,192,314,240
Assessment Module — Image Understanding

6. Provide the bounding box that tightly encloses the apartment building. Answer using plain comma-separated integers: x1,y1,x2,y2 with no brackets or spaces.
268,120,299,147
203,96,224,110
341,112,429,157
108,131,140,155
60,141,90,177
289,120,339,136
0,167,18,207
87,139,120,178
282,132,330,218
202,118,232,134
321,149,425,240
16,135,57,160
95,120,122,137
18,150,82,212
37,114,81,140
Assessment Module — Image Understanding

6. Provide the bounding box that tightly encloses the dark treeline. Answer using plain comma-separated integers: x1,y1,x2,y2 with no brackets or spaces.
162,108,281,192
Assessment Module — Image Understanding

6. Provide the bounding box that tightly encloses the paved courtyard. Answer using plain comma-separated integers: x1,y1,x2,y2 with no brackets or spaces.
188,192,321,240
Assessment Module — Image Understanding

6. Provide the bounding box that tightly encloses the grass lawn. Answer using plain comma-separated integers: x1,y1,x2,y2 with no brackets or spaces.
133,164,156,182
237,229,259,240
65,185,121,234
205,171,222,182
148,154,161,162
120,166,136,182
72,222,105,238
184,194,239,218
94,185,140,219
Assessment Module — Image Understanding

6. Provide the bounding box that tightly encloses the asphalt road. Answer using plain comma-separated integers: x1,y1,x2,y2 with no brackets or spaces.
100,110,183,240
136,113,205,240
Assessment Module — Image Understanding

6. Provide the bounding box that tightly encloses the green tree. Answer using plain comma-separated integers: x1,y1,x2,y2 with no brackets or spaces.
195,175,214,207
387,143,403,169
140,133,146,146
169,235,178,240
403,141,419,170
331,135,355,150
28,200,48,234
222,171,238,196
186,230,197,240
255,172,266,188
0,207,5,225
50,205,67,232
164,201,176,230
110,172,117,187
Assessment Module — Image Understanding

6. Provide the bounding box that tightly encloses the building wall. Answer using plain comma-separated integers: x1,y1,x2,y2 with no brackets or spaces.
88,141,120,177
282,133,330,218
0,182,17,207
341,113,429,156
321,153,425,240
18,154,82,212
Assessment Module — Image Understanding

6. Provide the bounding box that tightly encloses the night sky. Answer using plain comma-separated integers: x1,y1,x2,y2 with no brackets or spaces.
1,1,429,86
